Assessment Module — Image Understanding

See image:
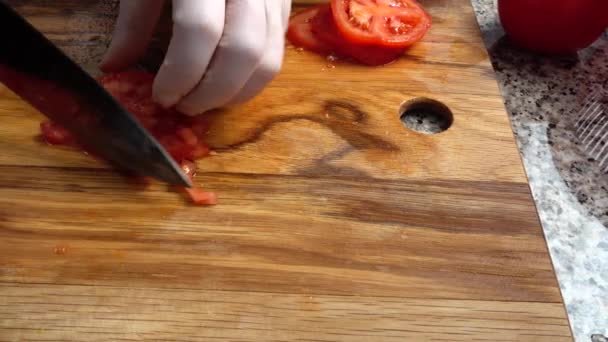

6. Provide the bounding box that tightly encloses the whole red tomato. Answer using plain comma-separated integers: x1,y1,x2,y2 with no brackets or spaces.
498,0,608,54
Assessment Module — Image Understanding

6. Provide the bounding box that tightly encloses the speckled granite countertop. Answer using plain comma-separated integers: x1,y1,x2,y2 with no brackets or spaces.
471,1,608,341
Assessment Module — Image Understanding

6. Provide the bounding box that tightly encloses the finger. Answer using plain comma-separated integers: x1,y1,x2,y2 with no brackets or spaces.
228,0,290,105
152,0,225,108
100,0,165,72
281,0,292,28
176,0,267,115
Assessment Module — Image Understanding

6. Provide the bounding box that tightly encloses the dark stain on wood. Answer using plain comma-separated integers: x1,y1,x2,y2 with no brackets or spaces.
214,100,399,153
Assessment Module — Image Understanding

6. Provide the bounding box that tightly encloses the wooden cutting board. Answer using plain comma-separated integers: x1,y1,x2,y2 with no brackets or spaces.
0,0,573,341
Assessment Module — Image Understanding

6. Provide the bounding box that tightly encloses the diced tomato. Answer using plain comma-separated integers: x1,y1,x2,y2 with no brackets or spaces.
180,161,217,205
311,6,406,66
138,116,158,129
40,121,74,145
177,127,198,147
158,135,190,161
287,6,334,54
189,144,211,159
189,114,211,137
180,160,197,178
125,98,158,118
330,0,431,48
40,70,217,206
184,188,218,206
98,70,155,95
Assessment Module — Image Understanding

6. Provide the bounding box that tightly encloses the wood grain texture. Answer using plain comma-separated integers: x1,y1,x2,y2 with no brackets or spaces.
0,0,572,341
1,284,572,342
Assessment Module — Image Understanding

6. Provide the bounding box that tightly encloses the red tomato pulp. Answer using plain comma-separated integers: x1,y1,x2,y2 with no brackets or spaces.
40,70,217,205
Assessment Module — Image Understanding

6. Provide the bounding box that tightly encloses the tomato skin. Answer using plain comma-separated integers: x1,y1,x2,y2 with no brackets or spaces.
287,6,334,54
310,6,405,66
330,0,431,48
498,0,608,54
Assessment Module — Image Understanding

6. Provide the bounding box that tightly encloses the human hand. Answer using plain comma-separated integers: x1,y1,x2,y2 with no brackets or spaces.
101,0,291,116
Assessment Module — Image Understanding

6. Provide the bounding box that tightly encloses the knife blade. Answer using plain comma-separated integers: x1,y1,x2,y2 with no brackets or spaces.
0,1,192,187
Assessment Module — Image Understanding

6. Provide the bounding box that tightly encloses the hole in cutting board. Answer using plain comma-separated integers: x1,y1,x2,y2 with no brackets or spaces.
400,98,453,134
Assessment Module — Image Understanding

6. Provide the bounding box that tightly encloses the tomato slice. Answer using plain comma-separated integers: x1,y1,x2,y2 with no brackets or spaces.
311,6,405,66
287,4,408,65
330,0,431,47
287,6,333,54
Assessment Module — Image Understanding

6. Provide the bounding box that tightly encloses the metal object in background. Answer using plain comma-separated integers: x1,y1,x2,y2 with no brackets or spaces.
576,87,608,173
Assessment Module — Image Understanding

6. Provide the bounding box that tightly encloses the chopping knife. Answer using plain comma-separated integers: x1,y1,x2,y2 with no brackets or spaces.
0,1,192,187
